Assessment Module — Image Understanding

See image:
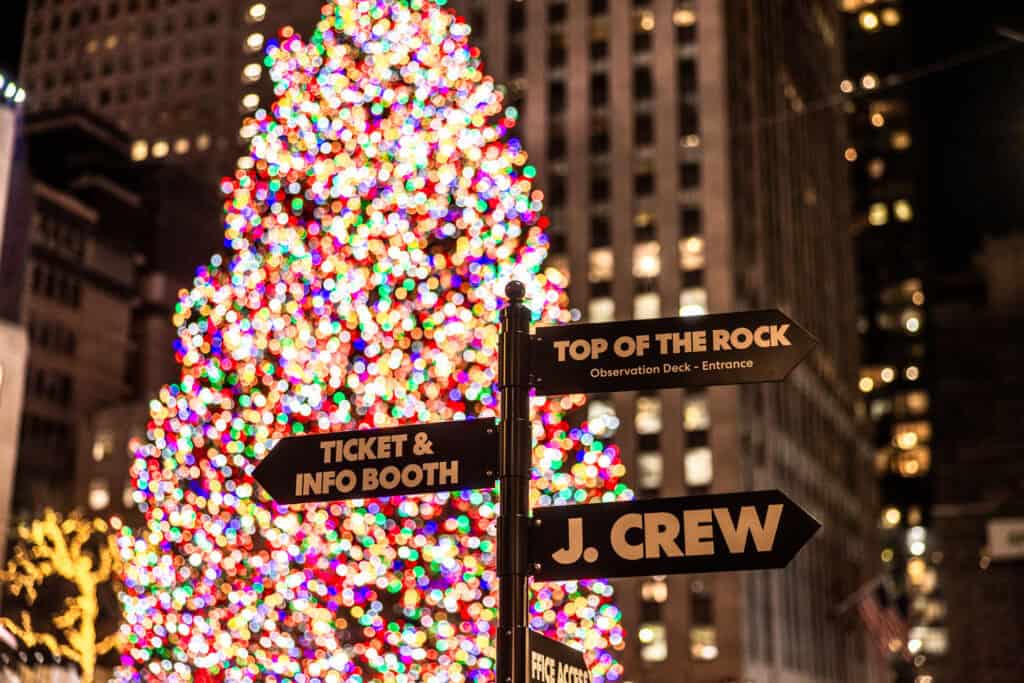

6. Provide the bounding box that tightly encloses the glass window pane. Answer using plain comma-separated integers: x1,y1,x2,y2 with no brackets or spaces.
684,447,713,487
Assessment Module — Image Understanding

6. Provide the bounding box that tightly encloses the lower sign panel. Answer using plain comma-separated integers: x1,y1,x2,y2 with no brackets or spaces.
529,631,590,683
529,490,820,581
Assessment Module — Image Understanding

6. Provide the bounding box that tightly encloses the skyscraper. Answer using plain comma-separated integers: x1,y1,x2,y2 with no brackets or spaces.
18,0,321,182
450,1,876,681
839,3,940,680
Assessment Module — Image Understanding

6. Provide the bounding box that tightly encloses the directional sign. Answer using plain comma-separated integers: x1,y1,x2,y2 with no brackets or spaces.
529,309,816,396
529,490,820,581
253,419,498,505
529,631,590,683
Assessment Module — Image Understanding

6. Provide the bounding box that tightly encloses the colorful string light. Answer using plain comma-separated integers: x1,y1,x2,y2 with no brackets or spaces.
118,2,630,680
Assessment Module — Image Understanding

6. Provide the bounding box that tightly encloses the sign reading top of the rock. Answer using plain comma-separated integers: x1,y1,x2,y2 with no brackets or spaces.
529,490,821,582
530,310,816,396
253,419,498,505
528,631,590,683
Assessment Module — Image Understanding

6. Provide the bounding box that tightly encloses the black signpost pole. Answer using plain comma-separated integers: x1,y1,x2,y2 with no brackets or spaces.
497,280,531,683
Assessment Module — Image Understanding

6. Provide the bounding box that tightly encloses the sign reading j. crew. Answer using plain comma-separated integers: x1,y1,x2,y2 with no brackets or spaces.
529,310,816,396
529,490,821,581
253,419,498,505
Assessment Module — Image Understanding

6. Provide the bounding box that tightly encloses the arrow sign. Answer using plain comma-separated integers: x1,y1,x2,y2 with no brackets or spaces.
529,631,590,683
529,309,816,396
252,419,498,505
529,490,820,581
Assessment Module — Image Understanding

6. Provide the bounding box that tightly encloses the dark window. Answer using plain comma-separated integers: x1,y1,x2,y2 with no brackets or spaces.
635,172,654,196
679,103,699,136
590,37,608,60
638,433,660,451
548,174,566,208
206,10,219,24
592,216,610,247
682,207,701,236
50,14,62,31
590,174,609,202
636,112,653,145
633,28,651,53
548,129,566,160
549,2,567,23
548,231,567,255
691,589,713,625
634,65,653,99
680,162,700,189
470,10,485,37
635,218,655,242
548,34,566,67
677,22,697,44
589,127,609,155
591,281,612,298
549,80,566,114
509,43,525,76
69,11,81,28
509,2,526,33
679,59,697,92
683,269,703,287
590,72,607,106
590,0,607,13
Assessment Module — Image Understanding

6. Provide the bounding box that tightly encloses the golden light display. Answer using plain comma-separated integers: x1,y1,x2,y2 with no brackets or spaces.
0,510,123,683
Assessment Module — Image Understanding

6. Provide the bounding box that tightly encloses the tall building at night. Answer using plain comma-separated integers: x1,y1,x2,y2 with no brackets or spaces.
840,3,942,680
450,1,876,681
18,0,321,184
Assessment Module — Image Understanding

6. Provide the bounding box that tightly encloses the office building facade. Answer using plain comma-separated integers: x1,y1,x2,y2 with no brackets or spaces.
451,1,877,681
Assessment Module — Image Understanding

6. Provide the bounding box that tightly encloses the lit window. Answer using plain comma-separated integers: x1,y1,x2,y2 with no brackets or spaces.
130,139,149,161
901,308,922,333
637,451,663,491
912,290,925,306
682,134,700,148
893,199,913,222
882,506,901,528
868,202,889,226
242,62,262,83
636,396,662,434
907,525,926,556
14,88,26,104
679,287,706,316
86,39,99,54
196,133,211,151
840,79,854,93
641,578,668,603
867,158,885,178
904,391,929,415
684,447,713,488
683,393,710,431
891,130,912,150
248,3,267,21
870,112,885,127
905,365,920,381
672,8,695,27
633,242,661,278
88,479,110,511
639,10,655,31
151,140,169,158
92,437,112,462
589,296,614,322
880,367,895,383
589,247,614,282
241,93,260,109
638,622,668,662
122,486,135,509
635,292,660,319
587,399,620,438
859,11,879,31
896,447,930,477
861,73,878,89
844,147,858,162
881,7,901,26
894,421,932,449
246,32,265,51
174,138,190,155
689,626,718,660
678,236,705,271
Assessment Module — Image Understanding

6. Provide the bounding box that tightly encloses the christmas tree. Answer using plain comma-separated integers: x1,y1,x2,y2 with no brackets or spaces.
118,1,631,680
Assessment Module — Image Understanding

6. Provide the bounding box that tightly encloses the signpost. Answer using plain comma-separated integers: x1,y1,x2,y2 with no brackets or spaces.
528,490,820,582
252,419,498,504
528,631,590,683
251,280,822,683
530,310,816,396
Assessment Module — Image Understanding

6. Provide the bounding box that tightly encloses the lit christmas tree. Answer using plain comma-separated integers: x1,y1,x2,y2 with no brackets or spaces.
118,1,631,680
